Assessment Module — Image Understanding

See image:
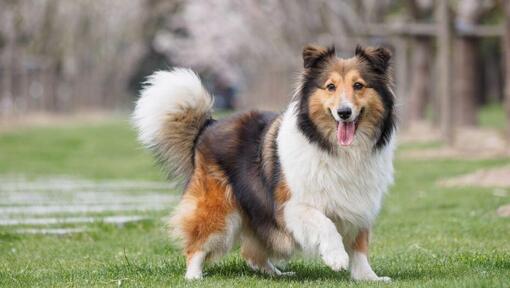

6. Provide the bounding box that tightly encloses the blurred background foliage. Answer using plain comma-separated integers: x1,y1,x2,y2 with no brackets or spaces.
0,0,509,143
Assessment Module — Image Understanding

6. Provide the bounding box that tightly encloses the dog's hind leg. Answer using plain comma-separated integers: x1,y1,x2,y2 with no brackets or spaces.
240,228,293,276
181,211,240,280
182,212,240,280
178,201,240,279
170,157,240,280
185,250,207,280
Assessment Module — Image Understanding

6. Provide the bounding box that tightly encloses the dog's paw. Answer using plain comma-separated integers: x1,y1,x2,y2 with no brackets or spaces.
276,271,296,277
377,276,392,282
321,248,349,271
351,271,391,282
247,259,296,277
184,270,203,280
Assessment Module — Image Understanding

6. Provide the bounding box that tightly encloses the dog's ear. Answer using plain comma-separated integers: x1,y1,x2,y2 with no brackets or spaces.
355,45,392,74
303,45,335,69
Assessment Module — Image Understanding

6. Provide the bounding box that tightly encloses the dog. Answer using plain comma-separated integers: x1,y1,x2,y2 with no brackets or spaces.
133,44,396,281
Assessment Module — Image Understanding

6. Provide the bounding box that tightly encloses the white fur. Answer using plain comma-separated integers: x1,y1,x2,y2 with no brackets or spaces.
284,204,349,271
350,251,391,282
185,251,207,280
278,101,395,278
132,68,212,148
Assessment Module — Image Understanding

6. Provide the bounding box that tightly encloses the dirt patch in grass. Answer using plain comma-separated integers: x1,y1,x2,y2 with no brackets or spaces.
497,205,510,217
438,166,510,218
438,166,510,188
399,124,510,160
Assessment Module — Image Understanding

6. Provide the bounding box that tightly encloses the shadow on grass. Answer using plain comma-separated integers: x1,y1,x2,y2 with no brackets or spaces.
206,260,352,282
97,251,510,284
104,258,452,283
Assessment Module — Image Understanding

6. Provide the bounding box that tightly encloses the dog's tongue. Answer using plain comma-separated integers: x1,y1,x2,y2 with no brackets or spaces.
337,121,356,146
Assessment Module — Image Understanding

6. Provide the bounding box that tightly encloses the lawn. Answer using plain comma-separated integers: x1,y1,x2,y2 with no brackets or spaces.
0,115,509,287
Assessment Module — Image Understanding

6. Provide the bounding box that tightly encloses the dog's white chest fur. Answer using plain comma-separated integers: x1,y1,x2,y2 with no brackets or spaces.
277,103,395,230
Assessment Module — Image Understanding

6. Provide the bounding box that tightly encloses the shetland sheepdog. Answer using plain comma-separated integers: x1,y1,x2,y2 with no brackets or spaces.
133,45,396,281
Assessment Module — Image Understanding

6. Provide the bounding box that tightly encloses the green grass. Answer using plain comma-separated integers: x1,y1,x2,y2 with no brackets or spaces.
479,103,508,131
1,118,510,287
0,118,163,180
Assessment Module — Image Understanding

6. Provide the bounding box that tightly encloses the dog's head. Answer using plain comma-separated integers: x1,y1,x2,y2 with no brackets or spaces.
296,44,395,153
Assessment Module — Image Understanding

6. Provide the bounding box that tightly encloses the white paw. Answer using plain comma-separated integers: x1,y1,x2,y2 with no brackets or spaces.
184,270,203,280
321,248,349,271
378,276,392,282
351,272,391,282
274,270,296,277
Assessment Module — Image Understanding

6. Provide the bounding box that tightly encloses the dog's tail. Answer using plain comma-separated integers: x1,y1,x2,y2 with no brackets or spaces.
133,68,213,181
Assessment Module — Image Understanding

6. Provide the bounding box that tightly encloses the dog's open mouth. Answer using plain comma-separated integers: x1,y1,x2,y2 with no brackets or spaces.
334,108,363,147
337,120,357,146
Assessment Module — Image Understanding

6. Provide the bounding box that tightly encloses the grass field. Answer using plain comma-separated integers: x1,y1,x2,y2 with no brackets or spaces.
1,112,509,287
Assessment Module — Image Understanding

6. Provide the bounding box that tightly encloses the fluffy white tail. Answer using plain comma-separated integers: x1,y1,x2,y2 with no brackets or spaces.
132,68,213,181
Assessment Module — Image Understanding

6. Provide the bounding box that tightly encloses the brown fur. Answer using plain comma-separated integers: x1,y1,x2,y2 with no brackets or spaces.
170,152,236,260
158,105,212,182
240,226,272,269
352,229,370,254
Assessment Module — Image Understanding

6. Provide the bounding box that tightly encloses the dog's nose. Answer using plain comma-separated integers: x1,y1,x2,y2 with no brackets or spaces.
337,106,352,120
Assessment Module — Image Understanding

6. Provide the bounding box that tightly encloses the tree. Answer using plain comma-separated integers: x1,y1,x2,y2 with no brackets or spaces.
407,0,434,123
453,0,495,126
504,0,510,140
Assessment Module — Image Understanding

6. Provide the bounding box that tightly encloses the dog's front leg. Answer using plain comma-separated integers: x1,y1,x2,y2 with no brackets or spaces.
284,204,349,271
349,229,391,282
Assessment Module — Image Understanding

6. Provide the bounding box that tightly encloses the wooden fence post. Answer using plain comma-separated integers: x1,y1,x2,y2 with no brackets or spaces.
437,0,454,145
504,1,510,141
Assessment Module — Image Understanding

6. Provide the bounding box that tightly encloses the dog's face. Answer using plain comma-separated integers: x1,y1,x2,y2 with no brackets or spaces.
297,45,395,152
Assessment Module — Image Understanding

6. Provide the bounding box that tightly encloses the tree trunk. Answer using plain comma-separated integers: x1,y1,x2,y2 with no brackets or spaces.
408,37,433,122
437,0,454,145
406,0,434,123
453,36,479,126
453,0,492,126
504,1,510,140
1,8,17,116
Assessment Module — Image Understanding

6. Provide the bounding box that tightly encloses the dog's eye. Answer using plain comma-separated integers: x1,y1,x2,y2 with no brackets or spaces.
353,82,364,91
326,83,336,92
